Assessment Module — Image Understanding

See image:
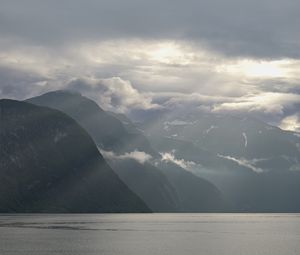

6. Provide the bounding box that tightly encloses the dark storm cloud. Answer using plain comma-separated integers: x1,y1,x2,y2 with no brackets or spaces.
1,0,300,58
0,0,300,131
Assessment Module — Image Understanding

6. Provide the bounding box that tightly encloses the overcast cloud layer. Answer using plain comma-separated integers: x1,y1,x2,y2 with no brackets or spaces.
0,0,299,131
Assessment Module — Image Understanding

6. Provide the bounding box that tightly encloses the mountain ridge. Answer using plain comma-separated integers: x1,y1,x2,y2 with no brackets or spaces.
0,99,150,213
27,91,226,212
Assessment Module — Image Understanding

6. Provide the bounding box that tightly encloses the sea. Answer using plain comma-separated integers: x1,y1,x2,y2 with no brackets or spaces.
0,213,299,255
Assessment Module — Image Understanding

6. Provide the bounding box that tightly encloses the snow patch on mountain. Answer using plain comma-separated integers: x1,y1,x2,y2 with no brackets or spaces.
242,132,248,147
163,120,195,131
205,125,218,134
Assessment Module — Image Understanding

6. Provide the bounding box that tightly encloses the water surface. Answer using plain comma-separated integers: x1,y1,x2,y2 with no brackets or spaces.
0,214,299,255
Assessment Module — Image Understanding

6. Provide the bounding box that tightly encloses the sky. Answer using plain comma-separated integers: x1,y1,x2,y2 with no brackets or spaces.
0,0,299,131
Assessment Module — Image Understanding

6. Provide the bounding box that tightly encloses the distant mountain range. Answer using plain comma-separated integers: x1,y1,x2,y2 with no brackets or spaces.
136,109,300,211
0,90,299,212
27,91,224,212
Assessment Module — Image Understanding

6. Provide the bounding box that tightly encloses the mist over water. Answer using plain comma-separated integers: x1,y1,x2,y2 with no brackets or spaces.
0,214,299,255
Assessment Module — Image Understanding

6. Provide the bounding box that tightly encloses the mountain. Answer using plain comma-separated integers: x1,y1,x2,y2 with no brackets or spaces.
27,91,181,212
0,99,150,213
27,90,157,156
138,110,300,211
28,91,226,212
104,158,180,212
107,112,227,211
156,161,225,212
139,112,300,172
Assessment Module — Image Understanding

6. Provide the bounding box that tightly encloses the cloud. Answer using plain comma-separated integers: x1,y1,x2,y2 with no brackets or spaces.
66,77,160,113
212,92,300,116
100,150,152,164
160,151,196,170
1,0,300,59
0,66,55,100
279,114,300,132
218,154,265,173
0,0,300,129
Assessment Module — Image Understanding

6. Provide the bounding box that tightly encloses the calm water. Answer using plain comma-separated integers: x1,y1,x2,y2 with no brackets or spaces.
0,214,299,255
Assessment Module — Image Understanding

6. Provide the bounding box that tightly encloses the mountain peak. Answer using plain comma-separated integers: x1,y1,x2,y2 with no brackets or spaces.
44,89,82,96
27,90,105,113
